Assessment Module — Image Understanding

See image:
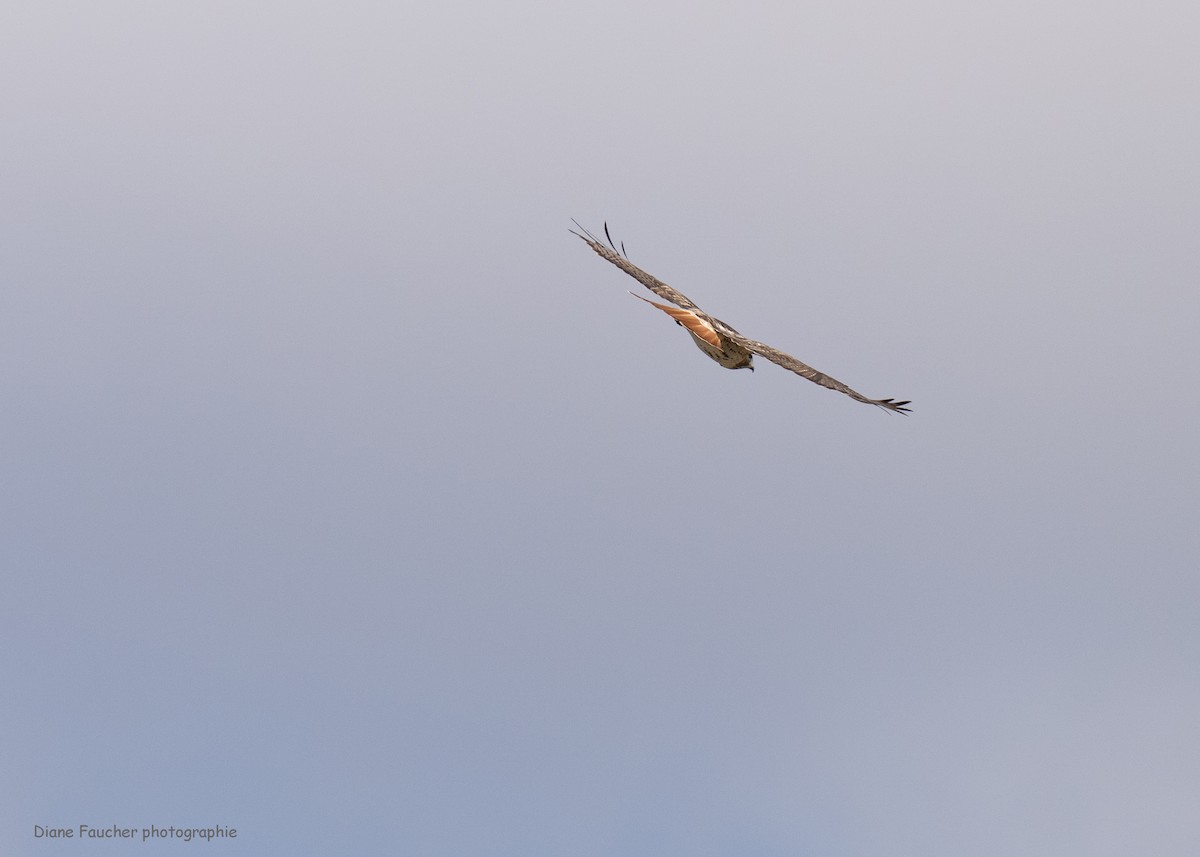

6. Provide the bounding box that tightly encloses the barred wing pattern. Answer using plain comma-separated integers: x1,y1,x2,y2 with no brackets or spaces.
572,220,911,414
570,221,704,312
725,334,912,413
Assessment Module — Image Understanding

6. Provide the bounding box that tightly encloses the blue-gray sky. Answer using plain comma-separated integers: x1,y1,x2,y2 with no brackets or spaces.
4,1,1198,854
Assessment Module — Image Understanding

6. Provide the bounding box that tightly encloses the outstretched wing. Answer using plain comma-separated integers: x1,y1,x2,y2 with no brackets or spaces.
727,334,912,414
570,220,703,312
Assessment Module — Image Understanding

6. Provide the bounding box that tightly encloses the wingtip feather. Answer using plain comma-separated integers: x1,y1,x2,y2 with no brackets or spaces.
879,399,912,414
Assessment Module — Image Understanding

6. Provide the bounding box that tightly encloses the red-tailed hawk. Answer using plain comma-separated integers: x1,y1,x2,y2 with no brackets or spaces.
572,222,911,414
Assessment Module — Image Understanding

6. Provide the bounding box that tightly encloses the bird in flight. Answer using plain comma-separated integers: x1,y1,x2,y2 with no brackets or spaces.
571,221,911,414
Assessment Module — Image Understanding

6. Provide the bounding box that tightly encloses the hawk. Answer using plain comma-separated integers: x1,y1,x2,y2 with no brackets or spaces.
572,221,911,414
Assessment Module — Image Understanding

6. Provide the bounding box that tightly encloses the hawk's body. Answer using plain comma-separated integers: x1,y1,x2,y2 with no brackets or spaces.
572,221,911,414
627,292,754,369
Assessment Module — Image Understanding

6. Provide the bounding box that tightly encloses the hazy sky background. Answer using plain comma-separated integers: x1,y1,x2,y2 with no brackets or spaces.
3,0,1198,854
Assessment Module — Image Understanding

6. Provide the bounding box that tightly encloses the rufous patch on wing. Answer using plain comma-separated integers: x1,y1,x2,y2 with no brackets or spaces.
629,292,722,348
